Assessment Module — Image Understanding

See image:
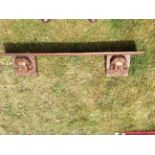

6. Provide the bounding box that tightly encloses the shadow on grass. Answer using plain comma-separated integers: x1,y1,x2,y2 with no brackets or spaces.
4,40,137,53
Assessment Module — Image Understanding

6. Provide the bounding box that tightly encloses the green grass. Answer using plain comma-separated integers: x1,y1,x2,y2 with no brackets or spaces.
0,19,155,134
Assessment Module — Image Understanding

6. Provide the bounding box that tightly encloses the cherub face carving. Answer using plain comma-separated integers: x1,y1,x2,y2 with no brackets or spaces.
110,55,127,71
14,56,33,73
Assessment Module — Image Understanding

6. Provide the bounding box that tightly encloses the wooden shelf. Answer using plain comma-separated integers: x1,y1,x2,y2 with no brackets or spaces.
0,51,143,56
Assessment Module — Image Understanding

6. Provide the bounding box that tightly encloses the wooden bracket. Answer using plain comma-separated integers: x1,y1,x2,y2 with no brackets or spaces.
12,55,37,76
104,52,143,77
105,54,131,77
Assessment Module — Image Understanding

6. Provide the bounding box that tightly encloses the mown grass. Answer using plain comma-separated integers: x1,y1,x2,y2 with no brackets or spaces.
0,19,155,134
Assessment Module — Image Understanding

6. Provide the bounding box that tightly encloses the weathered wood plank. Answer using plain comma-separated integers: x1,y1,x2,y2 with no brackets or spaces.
0,51,143,56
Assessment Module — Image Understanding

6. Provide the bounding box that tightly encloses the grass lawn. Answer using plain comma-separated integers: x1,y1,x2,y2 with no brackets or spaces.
0,19,155,134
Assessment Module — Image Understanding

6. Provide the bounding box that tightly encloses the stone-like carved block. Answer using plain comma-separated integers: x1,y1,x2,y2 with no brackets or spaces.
12,55,37,76
105,54,131,77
